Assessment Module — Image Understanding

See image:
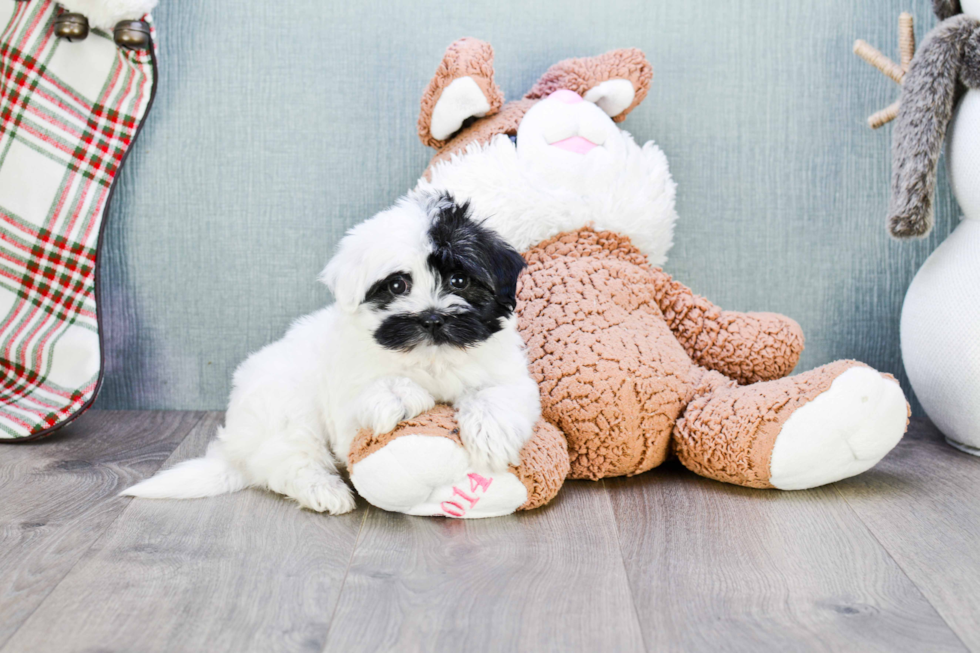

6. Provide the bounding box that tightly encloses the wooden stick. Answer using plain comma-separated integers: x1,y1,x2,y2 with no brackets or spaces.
854,40,904,84
854,14,915,129
899,12,915,71
869,99,901,129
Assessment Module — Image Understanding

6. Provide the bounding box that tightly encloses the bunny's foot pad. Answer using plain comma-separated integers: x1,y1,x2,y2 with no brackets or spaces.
676,361,909,490
768,366,909,489
351,434,527,518
348,405,569,518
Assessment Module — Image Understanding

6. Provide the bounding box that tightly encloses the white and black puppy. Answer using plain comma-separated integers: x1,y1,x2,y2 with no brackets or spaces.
123,192,540,514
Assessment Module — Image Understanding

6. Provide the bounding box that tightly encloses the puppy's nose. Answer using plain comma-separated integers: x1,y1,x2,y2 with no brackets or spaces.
421,312,444,331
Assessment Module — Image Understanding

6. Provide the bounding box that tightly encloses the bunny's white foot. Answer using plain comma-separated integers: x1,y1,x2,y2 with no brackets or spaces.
350,432,528,519
769,367,908,489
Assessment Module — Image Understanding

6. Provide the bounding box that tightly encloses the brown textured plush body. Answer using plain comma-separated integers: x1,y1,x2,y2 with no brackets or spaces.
516,228,905,491
520,229,699,479
520,227,815,484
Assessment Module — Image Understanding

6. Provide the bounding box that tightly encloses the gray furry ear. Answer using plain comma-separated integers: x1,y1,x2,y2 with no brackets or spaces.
964,29,980,88
888,15,975,238
933,0,962,20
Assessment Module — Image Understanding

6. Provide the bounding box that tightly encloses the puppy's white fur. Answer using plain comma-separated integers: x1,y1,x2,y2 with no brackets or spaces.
124,196,540,513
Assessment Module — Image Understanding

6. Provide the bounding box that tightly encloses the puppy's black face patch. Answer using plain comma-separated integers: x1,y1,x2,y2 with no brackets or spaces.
364,272,412,311
373,194,526,352
373,309,498,352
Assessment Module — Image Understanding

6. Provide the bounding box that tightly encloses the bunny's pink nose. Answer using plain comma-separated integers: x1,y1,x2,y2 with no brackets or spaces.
548,89,583,104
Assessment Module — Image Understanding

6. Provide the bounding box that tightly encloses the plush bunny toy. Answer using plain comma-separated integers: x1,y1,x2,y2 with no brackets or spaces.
888,0,980,453
346,40,911,518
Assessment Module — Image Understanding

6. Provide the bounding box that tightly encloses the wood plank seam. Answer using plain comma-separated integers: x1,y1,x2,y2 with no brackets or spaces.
0,411,209,652
320,506,370,652
603,479,652,653
832,483,974,653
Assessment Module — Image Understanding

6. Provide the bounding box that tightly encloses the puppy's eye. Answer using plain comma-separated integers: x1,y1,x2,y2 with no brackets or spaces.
388,276,410,295
449,273,469,290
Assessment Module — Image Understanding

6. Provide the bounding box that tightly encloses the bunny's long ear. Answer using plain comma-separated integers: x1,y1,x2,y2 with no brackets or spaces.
933,0,962,20
418,38,505,149
889,16,977,237
524,48,653,122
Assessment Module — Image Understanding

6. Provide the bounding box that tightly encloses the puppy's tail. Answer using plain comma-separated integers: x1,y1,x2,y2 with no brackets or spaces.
121,441,249,500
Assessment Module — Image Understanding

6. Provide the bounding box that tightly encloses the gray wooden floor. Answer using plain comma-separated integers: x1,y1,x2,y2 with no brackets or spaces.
0,413,977,653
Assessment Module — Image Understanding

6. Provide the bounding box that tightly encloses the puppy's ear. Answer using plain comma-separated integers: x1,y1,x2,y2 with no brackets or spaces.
320,238,369,313
490,239,527,311
418,38,505,148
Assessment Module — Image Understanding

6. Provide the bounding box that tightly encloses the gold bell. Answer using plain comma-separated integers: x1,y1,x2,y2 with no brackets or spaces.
54,12,89,41
113,20,151,50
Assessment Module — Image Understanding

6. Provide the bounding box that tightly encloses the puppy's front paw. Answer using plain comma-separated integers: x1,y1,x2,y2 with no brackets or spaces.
456,399,533,472
357,377,436,435
274,470,357,515
294,477,357,514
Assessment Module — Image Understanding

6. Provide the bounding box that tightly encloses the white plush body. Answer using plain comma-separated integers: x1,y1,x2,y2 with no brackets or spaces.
58,0,157,29
901,87,980,454
125,197,540,512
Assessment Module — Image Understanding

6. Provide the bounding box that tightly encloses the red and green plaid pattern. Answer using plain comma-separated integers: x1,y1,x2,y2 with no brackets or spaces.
0,0,156,439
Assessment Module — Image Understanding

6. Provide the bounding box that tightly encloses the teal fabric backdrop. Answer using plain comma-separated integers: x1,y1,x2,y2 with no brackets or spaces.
96,0,958,412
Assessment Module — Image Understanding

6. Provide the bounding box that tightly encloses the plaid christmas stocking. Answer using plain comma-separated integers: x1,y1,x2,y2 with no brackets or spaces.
0,0,156,440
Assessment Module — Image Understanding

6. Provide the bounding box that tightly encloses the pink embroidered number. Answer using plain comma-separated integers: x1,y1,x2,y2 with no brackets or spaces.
441,473,493,517
469,473,492,493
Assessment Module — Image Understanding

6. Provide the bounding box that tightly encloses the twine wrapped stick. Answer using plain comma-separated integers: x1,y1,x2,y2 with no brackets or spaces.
854,12,916,129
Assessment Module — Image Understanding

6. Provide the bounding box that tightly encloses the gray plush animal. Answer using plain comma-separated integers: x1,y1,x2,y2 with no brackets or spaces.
890,0,980,237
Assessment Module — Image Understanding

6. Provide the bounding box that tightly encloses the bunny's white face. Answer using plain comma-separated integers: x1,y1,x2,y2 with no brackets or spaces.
420,84,678,266
515,90,631,190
